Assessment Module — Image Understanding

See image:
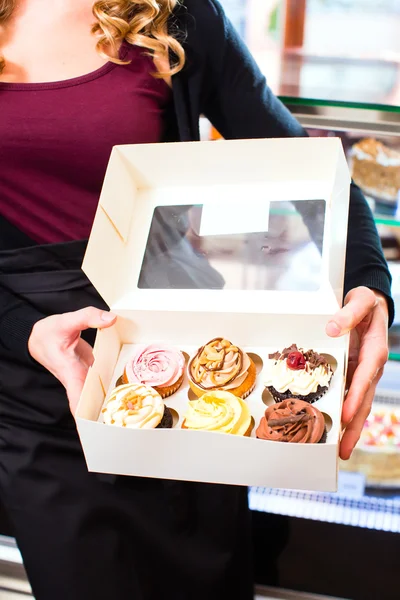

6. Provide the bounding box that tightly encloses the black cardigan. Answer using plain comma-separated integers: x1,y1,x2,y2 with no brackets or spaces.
0,0,393,355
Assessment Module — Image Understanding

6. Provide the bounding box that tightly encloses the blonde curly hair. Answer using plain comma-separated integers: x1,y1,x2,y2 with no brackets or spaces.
0,0,185,76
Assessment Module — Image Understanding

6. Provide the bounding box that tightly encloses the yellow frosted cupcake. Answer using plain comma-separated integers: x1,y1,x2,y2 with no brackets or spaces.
188,337,256,399
182,390,252,436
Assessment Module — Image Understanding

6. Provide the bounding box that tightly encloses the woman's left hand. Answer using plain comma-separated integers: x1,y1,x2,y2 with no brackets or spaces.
326,286,389,460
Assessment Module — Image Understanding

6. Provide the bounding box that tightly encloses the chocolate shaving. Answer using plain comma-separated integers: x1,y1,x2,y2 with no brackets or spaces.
269,344,299,360
281,344,299,358
303,349,329,370
269,345,330,373
269,414,311,427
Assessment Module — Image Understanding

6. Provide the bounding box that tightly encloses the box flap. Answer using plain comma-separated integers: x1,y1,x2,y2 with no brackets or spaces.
83,138,350,316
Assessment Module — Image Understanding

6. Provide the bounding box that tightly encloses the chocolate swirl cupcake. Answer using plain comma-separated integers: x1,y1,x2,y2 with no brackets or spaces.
188,337,256,399
256,399,327,444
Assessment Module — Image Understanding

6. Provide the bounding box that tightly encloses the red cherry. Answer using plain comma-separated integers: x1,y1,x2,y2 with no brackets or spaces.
287,351,306,370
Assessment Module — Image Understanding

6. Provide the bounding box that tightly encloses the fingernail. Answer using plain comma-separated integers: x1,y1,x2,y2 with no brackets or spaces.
326,321,341,337
101,312,116,322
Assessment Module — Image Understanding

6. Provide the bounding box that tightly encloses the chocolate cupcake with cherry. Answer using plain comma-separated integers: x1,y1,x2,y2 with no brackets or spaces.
256,398,327,444
264,344,333,404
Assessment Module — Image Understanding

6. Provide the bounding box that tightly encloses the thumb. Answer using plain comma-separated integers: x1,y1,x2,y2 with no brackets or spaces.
58,306,117,336
326,287,377,338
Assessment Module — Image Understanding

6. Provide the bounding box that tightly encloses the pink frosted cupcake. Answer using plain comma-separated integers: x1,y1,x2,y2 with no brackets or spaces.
117,344,185,398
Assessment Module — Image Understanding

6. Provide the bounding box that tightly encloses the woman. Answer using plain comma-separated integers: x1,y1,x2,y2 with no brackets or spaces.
0,1,391,598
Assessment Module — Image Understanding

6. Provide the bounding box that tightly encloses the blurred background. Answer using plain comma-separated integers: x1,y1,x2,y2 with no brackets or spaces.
215,3,400,600
224,0,400,105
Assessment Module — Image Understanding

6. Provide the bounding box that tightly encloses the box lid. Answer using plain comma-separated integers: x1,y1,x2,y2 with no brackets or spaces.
83,137,350,316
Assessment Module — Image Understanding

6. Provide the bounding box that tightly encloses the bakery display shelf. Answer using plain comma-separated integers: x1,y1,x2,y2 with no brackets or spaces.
388,326,400,362
374,215,400,228
249,485,400,533
249,378,400,532
280,101,400,135
275,49,400,108
281,102,400,231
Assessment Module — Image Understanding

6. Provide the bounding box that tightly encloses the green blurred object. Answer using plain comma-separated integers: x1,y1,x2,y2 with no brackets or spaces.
268,1,281,38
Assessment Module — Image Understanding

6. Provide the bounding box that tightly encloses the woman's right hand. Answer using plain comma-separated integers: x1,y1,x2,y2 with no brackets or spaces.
28,307,117,414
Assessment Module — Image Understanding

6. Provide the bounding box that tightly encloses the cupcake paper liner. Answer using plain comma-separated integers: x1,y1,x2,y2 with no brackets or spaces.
318,427,328,444
115,374,184,399
267,385,328,404
241,380,256,400
255,425,327,444
156,406,173,429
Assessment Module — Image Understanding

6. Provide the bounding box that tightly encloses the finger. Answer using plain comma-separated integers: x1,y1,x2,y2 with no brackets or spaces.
58,307,117,335
76,338,95,369
326,286,377,337
342,359,384,426
340,377,380,460
63,362,90,414
66,377,87,415
346,330,360,390
346,355,358,391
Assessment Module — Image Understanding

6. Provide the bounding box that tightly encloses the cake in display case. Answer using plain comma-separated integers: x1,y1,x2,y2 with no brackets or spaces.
307,129,400,213
350,138,400,205
248,98,400,535
340,403,400,487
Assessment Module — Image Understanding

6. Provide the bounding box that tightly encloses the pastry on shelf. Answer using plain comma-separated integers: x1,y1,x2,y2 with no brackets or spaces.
350,138,400,203
340,403,400,487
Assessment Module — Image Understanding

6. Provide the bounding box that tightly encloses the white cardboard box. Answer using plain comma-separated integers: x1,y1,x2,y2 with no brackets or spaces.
76,137,350,492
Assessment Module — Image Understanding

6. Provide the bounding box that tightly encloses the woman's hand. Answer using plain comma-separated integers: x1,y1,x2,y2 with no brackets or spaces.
326,287,389,460
28,307,117,414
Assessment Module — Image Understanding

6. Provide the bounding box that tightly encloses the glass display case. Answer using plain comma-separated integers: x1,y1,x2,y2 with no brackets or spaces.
248,98,400,600
241,0,400,108
218,8,400,591
280,100,400,351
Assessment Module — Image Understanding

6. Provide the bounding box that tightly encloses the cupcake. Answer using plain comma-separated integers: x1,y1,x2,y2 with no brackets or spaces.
182,390,252,436
118,344,185,399
256,399,327,444
264,344,333,403
102,383,173,429
188,338,256,399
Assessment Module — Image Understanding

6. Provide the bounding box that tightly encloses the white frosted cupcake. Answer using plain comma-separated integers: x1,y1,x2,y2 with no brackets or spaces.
264,344,333,404
102,383,173,429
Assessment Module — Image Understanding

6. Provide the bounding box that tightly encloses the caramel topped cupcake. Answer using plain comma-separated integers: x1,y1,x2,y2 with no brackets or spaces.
256,399,326,444
188,338,256,399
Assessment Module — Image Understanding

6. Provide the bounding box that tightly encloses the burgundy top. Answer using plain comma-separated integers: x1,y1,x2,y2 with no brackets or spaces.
0,43,170,243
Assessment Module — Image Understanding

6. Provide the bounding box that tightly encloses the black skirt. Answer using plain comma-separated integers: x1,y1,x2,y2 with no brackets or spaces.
0,240,253,600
